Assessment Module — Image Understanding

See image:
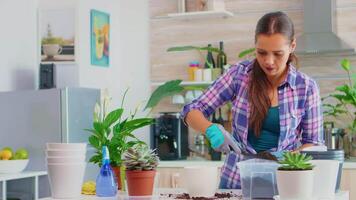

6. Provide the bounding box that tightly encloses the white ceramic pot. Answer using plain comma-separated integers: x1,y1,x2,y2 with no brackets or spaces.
47,163,86,199
194,69,203,81
276,169,314,200
46,156,86,164
46,143,87,151
203,68,212,81
310,160,339,199
182,166,218,197
43,44,62,57
46,149,86,157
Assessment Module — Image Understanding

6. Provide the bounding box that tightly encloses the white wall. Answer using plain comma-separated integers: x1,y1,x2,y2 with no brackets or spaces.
5,0,151,144
116,0,151,144
76,0,151,144
0,0,38,91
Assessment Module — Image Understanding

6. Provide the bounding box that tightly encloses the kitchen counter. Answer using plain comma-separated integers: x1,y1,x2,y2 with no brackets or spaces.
159,159,356,169
40,189,349,200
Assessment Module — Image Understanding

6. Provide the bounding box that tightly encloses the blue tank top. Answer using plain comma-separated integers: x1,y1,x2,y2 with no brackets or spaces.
247,106,280,153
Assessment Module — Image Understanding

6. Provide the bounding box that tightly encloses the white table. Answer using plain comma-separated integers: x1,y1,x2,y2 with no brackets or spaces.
40,189,349,200
0,171,47,200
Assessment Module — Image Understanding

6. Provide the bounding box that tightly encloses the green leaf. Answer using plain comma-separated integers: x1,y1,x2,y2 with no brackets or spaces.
122,118,154,133
113,118,128,134
103,108,123,128
89,155,101,164
93,122,104,135
341,58,351,71
238,48,256,58
89,135,100,149
144,80,184,110
167,46,220,53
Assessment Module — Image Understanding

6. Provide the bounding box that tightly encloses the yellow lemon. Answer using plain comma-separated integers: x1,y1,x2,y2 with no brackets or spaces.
2,147,13,155
82,181,96,195
0,150,12,160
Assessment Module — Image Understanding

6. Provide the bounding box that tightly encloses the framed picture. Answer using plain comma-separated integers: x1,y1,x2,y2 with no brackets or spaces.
40,8,75,62
90,9,110,67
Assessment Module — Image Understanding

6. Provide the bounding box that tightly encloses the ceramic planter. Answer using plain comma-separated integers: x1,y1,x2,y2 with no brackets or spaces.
276,169,314,200
126,170,156,196
43,44,62,58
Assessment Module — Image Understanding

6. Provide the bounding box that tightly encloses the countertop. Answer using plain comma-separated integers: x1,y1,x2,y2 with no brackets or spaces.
158,159,356,169
40,189,349,200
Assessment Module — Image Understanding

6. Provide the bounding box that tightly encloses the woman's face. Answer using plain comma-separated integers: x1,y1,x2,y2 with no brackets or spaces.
255,33,296,81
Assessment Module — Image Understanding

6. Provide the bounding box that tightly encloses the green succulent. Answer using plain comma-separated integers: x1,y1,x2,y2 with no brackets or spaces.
123,144,159,171
278,152,314,170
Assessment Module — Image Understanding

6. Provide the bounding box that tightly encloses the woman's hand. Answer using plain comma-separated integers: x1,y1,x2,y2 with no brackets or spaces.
205,124,241,154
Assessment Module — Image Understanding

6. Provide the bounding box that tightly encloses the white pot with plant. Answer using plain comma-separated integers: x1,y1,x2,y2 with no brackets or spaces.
276,152,314,200
123,143,159,196
41,24,64,58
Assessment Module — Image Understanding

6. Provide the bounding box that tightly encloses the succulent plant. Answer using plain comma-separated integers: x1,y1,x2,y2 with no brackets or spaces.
278,152,314,170
124,144,159,171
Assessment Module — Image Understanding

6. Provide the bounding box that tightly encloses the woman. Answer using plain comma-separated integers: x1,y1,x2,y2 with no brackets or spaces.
181,11,324,189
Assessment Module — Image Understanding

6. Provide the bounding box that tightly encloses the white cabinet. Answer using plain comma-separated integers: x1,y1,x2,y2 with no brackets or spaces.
340,168,356,200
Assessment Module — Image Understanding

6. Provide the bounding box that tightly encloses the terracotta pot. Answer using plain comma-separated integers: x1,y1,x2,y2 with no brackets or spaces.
126,170,156,196
111,166,122,190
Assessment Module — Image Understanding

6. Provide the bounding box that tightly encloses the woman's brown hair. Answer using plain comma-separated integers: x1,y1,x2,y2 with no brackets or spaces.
249,11,298,137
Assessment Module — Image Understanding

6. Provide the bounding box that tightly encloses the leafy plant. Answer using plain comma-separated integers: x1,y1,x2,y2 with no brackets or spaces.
123,143,159,171
86,89,154,167
238,47,256,59
278,152,314,170
41,24,64,45
167,45,220,69
144,79,206,110
322,59,356,135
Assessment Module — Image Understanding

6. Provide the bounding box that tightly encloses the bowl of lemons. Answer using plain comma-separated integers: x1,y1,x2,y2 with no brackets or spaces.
0,147,29,173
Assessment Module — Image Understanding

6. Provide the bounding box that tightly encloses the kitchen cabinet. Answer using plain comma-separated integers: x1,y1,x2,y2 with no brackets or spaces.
340,168,356,200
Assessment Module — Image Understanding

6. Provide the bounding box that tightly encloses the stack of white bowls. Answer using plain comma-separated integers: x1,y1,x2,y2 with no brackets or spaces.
46,143,87,199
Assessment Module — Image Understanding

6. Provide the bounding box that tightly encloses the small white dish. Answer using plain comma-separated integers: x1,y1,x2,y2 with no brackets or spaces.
0,160,29,173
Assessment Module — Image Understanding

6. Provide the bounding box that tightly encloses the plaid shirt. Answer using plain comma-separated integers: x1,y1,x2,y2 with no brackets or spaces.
181,60,324,189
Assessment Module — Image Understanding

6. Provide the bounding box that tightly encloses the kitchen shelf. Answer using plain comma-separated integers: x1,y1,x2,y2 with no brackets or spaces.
166,10,233,19
0,171,47,200
151,81,213,87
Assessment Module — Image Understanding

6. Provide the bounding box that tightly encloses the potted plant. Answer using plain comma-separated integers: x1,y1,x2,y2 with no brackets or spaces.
276,152,314,199
41,24,64,59
86,89,154,190
123,143,159,196
323,58,356,157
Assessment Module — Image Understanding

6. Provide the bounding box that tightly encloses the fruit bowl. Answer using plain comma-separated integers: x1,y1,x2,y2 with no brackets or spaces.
0,159,29,173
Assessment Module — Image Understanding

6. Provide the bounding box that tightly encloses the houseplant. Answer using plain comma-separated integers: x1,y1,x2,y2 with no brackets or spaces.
41,24,64,59
123,143,159,196
323,58,356,157
276,152,314,199
86,89,154,190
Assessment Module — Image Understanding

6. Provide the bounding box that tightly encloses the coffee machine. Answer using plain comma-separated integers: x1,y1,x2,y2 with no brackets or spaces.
150,112,189,160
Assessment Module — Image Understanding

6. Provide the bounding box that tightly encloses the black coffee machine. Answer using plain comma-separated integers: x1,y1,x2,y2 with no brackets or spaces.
150,112,189,160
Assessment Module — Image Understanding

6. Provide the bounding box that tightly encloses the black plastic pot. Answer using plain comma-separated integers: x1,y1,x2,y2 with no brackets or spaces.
301,149,344,192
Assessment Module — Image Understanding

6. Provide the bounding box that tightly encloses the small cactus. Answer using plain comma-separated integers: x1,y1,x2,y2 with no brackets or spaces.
123,144,159,171
278,152,314,170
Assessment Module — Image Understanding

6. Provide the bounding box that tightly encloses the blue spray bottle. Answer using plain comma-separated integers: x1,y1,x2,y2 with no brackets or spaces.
96,146,117,197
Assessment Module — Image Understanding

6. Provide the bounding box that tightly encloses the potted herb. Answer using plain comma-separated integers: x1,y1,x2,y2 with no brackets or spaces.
41,24,64,59
323,59,356,157
86,89,154,190
123,143,159,196
276,152,314,199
